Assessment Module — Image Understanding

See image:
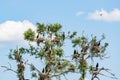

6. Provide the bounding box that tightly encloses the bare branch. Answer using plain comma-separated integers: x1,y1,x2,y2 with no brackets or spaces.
1,66,17,73
52,70,80,78
8,62,12,68
27,63,41,73
63,74,68,80
104,68,115,76
99,73,118,79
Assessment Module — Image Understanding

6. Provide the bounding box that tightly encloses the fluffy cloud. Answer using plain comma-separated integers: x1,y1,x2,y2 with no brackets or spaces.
88,8,120,22
0,20,36,47
76,11,84,16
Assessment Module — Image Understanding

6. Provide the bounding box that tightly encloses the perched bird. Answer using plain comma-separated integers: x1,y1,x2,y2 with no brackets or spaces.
58,62,61,65
74,49,77,54
45,65,48,73
97,41,101,46
96,63,99,70
36,33,39,39
57,62,62,69
91,63,100,75
45,46,49,52
48,27,50,31
72,50,80,60
42,68,44,73
62,32,65,41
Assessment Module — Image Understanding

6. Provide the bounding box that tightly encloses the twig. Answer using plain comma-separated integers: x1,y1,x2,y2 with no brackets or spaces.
91,76,100,80
63,74,68,80
27,63,41,73
99,73,118,79
8,62,12,68
1,66,17,73
104,68,115,76
52,70,80,77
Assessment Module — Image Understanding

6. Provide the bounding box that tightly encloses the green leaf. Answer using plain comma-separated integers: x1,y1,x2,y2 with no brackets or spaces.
8,54,14,60
31,72,37,78
80,36,88,46
55,48,63,57
62,61,69,67
37,23,46,33
24,28,35,41
70,32,77,38
19,47,25,54
72,37,80,43
48,23,62,32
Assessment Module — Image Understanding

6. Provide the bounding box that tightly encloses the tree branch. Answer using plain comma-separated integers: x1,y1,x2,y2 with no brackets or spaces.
1,66,17,73
27,63,41,73
99,73,118,79
52,70,80,78
63,74,68,80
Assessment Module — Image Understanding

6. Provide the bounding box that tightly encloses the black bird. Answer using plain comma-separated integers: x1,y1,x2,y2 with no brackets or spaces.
72,50,77,60
45,46,49,52
57,62,62,69
48,27,50,32
97,41,101,46
36,33,39,38
45,65,48,72
62,32,65,41
72,50,80,60
96,63,99,70
58,62,61,65
74,49,77,54
42,68,44,73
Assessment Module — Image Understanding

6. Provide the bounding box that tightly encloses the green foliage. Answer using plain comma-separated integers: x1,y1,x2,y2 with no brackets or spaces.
30,64,36,71
8,53,14,60
79,78,84,80
19,47,26,54
62,61,69,68
78,60,88,73
70,31,77,39
24,28,35,41
48,23,62,33
27,45,38,55
7,47,26,80
100,42,109,53
37,23,46,33
80,35,88,45
55,48,63,57
4,23,112,80
72,37,81,47
31,72,37,78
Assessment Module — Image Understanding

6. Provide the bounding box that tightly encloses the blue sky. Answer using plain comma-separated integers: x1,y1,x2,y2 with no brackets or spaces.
0,0,120,80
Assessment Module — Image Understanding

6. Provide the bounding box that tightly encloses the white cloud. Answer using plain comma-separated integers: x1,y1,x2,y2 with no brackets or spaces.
88,8,120,22
0,20,36,47
76,11,84,16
